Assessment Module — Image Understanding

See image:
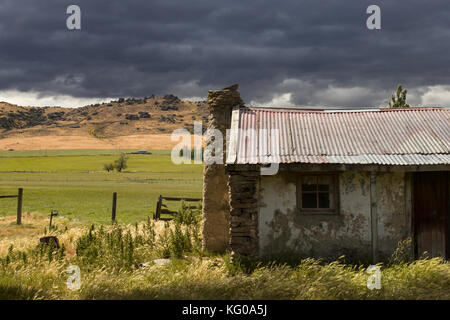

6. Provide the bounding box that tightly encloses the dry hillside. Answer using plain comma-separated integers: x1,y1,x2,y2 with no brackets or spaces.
0,95,209,150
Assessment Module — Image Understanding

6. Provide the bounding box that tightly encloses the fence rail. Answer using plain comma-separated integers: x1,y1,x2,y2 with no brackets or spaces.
0,195,18,199
0,189,199,224
0,188,23,224
154,195,202,220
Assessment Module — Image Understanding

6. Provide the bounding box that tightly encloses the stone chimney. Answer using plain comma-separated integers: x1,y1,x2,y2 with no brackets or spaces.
202,84,244,252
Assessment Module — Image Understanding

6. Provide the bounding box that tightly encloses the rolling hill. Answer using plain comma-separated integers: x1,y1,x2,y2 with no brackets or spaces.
0,95,209,150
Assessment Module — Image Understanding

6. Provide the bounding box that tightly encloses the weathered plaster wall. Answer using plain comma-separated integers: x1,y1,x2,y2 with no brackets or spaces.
376,172,411,260
258,171,410,262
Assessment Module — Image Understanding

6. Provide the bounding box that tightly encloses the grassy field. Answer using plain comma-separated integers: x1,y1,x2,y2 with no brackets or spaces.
0,213,448,300
1,149,449,300
0,149,202,224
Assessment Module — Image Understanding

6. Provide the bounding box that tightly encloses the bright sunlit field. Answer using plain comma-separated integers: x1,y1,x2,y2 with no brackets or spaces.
0,149,202,224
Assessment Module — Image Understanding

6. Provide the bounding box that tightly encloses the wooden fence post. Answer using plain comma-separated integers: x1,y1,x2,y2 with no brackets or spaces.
155,195,162,220
16,188,23,225
112,192,117,223
49,210,58,230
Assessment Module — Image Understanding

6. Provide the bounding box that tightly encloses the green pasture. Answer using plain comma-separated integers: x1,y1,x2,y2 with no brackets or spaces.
0,149,202,224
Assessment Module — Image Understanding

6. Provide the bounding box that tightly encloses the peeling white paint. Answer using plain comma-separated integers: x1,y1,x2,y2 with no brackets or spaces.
258,171,411,261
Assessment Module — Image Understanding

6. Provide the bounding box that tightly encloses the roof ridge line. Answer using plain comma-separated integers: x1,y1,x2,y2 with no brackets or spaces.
244,106,449,113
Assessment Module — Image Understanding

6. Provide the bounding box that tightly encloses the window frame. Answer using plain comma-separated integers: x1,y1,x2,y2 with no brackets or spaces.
296,173,340,215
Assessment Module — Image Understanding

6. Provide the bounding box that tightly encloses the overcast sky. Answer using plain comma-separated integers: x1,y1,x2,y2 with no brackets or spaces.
1,0,450,108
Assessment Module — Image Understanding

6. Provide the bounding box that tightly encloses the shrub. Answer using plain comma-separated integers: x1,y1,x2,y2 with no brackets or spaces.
156,223,172,258
103,163,114,172
177,148,203,161
174,202,201,226
72,218,203,269
168,221,191,258
75,224,145,270
155,220,200,259
113,154,128,172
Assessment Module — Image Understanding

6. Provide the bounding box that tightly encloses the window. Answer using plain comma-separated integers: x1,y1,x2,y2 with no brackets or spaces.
297,174,338,214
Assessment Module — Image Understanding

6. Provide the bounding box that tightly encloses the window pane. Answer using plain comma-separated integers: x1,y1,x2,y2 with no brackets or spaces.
302,193,317,208
302,175,316,191
302,184,316,192
318,193,330,208
299,174,336,212
319,192,334,209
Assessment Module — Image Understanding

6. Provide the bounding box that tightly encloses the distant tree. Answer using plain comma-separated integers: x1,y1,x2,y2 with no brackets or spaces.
103,163,114,172
177,147,203,162
389,85,410,108
114,154,128,172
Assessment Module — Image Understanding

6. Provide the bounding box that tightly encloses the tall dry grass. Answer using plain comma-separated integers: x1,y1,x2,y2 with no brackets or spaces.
0,211,449,300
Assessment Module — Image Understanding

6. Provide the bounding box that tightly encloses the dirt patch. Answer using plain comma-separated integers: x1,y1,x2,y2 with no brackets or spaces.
0,134,191,150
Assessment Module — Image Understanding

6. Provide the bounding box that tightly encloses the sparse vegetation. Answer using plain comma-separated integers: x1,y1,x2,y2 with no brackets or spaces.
388,84,410,108
389,237,414,265
113,154,128,172
178,148,203,162
103,163,115,172
89,125,107,139
103,154,129,172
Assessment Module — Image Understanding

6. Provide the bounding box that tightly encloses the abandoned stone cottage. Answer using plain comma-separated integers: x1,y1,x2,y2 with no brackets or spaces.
202,85,450,263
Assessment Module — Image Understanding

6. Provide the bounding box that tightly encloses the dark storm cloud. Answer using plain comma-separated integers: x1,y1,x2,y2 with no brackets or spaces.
0,0,450,107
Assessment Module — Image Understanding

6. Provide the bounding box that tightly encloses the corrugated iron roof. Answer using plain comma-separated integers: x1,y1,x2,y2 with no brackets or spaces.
228,107,450,165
